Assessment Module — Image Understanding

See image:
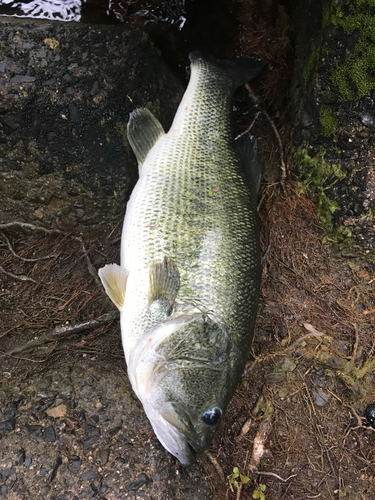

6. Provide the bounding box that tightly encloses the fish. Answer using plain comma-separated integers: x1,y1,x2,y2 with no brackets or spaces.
98,52,264,465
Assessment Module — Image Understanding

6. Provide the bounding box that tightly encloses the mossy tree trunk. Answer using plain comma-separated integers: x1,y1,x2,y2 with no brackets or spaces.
287,0,375,255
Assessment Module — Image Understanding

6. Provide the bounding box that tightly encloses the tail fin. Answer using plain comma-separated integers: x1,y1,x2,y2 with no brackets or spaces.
189,52,264,89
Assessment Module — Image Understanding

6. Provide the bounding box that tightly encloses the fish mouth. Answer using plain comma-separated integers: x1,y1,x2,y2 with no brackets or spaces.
141,400,197,465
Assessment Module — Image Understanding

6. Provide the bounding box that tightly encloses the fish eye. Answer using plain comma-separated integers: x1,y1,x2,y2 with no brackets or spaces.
202,407,222,425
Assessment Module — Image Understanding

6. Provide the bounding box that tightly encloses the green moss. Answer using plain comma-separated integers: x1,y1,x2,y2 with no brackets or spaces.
319,105,338,136
296,147,346,233
324,0,375,101
303,46,321,83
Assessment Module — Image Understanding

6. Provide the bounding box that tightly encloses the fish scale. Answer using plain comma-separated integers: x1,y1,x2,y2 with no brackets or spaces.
99,52,264,464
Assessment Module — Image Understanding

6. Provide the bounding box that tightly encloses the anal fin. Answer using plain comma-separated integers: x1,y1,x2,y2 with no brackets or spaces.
127,108,165,169
98,264,128,310
149,257,180,318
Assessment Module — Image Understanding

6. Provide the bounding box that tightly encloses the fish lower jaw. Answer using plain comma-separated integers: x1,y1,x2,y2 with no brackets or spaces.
141,401,195,465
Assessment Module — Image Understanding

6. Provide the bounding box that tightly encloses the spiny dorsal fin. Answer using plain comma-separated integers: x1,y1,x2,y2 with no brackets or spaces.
98,264,128,310
149,257,180,318
127,108,165,168
236,132,263,198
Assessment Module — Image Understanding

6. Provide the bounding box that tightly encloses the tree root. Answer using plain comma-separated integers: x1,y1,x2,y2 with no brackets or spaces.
0,220,102,289
4,311,119,356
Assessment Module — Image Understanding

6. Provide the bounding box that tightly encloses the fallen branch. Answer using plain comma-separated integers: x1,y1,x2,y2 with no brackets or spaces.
4,310,119,356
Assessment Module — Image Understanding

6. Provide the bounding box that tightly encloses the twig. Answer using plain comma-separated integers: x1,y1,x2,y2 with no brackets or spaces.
303,381,316,415
244,83,286,188
0,231,57,262
0,221,62,233
0,265,38,284
255,470,297,483
71,235,102,289
4,311,119,356
287,333,324,351
204,451,226,484
235,111,261,140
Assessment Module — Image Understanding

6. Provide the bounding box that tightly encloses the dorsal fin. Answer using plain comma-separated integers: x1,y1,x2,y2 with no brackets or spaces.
127,108,165,168
149,257,180,319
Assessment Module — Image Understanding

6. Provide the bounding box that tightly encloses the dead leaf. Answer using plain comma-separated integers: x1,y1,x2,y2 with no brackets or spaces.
303,323,324,336
46,404,67,418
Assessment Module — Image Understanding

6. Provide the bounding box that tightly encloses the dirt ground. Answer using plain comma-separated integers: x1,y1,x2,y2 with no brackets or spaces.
1,166,374,500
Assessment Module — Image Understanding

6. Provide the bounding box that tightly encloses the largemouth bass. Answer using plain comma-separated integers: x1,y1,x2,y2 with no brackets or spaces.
99,52,264,465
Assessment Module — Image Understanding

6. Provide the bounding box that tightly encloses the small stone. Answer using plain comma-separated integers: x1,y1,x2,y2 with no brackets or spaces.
81,471,99,481
265,371,286,384
44,425,57,442
0,60,15,72
40,486,51,496
36,376,52,391
106,423,122,436
33,208,44,219
24,454,32,467
10,75,36,83
128,473,150,492
281,357,297,372
89,482,99,495
24,425,43,438
42,77,56,86
312,389,331,407
91,81,100,96
360,113,374,127
0,420,15,431
40,467,49,477
0,468,16,479
68,399,78,409
69,456,82,470
278,387,289,399
79,491,88,499
99,449,110,465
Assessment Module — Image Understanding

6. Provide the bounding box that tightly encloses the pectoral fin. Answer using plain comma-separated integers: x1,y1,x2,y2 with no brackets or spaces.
127,108,165,169
98,264,128,310
149,257,180,318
